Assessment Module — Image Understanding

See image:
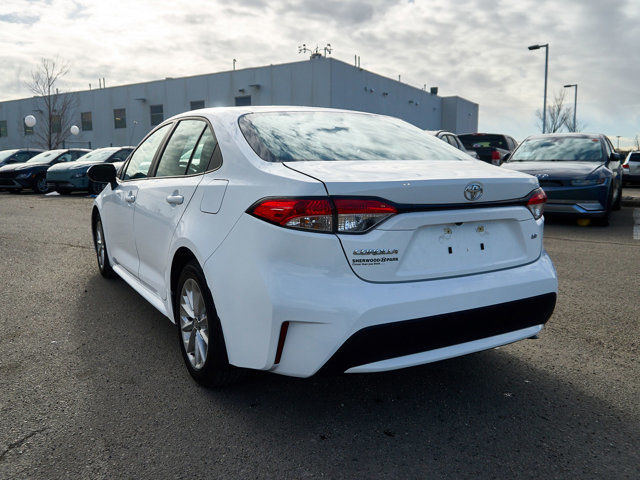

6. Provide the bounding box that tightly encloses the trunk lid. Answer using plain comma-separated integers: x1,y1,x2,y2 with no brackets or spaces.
285,159,543,283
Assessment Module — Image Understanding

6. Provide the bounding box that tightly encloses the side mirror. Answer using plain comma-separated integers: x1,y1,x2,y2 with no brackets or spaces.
88,163,117,188
610,152,621,162
502,153,511,162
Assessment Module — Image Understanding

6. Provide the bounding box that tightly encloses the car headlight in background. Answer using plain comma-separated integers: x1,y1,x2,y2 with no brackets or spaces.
15,172,33,180
71,171,87,178
570,178,606,186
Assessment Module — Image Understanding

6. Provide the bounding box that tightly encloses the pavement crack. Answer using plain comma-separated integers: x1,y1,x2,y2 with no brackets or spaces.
0,427,47,463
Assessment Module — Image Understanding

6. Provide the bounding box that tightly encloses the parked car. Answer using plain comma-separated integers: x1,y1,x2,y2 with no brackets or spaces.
459,133,518,165
0,148,90,193
502,133,623,225
0,148,44,168
46,146,133,195
427,130,480,159
622,151,640,185
88,107,557,387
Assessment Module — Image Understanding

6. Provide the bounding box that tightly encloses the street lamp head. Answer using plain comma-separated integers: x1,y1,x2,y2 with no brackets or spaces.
528,44,540,50
564,84,577,88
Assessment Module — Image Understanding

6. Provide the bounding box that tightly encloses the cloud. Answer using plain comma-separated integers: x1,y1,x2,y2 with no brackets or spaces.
0,0,638,143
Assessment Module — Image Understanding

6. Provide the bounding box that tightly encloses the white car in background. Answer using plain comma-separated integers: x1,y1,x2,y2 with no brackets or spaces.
88,106,558,387
622,151,640,185
427,130,480,159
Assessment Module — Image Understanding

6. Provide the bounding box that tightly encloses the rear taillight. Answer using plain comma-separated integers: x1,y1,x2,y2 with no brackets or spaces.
248,197,397,234
334,198,397,233
491,150,501,164
622,163,629,169
527,188,547,220
249,198,333,232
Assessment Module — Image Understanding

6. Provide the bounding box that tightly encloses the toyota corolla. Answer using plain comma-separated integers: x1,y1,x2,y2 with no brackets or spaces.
88,107,557,386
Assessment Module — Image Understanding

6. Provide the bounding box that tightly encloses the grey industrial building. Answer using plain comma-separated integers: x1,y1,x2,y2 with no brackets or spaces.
0,56,478,150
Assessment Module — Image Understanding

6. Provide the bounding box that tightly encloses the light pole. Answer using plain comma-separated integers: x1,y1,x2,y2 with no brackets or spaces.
528,43,549,133
564,84,578,131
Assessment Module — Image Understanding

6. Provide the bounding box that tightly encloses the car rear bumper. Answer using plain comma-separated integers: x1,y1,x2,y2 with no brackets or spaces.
622,173,640,184
542,183,609,216
204,215,558,378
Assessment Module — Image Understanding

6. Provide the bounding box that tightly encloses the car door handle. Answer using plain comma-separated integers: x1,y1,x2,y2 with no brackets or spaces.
166,193,184,205
125,192,136,203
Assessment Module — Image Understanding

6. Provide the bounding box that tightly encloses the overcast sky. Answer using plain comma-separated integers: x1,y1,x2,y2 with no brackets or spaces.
1,0,639,146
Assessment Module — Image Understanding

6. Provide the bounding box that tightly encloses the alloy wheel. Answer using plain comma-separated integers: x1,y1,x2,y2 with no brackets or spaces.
95,221,105,269
179,278,209,370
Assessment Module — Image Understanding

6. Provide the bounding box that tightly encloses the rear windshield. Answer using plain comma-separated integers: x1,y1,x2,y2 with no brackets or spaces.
238,111,469,162
508,136,603,162
459,134,507,150
629,152,640,162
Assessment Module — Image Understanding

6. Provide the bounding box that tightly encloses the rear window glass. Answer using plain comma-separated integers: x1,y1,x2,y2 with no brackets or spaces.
509,136,603,162
238,111,469,162
459,134,507,150
629,152,640,162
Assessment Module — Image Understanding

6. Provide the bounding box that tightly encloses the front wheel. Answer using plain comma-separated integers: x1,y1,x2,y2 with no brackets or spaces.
612,181,622,211
175,260,243,387
33,175,49,194
93,217,115,278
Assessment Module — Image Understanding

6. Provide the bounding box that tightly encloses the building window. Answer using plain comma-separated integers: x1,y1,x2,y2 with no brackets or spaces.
81,112,93,131
51,114,62,133
235,95,251,106
150,104,164,126
114,108,126,129
0,120,6,137
190,100,205,110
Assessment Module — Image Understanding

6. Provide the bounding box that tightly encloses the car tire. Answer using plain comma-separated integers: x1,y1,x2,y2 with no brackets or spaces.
8,189,21,194
175,260,243,387
33,175,49,194
93,216,116,278
57,189,72,195
594,186,614,226
612,181,622,211
88,181,103,195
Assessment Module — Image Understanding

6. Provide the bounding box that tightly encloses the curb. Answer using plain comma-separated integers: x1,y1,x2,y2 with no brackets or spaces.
621,197,640,207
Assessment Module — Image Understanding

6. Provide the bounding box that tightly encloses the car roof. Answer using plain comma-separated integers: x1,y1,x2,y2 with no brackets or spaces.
524,133,603,141
166,105,387,123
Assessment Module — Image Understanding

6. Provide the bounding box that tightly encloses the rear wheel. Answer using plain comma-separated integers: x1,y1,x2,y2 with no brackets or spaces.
93,217,115,278
175,260,243,387
57,189,72,195
33,175,49,194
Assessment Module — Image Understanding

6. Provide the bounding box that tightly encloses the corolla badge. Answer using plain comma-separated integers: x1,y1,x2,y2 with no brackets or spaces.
464,183,483,201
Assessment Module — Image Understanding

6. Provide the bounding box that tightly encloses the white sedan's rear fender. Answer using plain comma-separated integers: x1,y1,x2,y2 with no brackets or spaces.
204,213,558,377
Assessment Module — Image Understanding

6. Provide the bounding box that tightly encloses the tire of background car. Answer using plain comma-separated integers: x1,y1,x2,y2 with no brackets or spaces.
8,189,21,194
88,181,103,195
33,174,49,194
175,260,243,387
594,185,614,226
57,189,72,195
612,180,622,211
92,216,116,278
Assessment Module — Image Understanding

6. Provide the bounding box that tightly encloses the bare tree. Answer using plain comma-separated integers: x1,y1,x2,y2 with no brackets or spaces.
27,58,77,149
634,134,639,150
536,88,571,133
564,111,588,133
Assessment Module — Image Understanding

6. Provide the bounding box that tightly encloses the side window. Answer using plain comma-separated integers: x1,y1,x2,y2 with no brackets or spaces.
603,138,613,157
71,151,86,160
154,120,207,177
56,153,73,163
13,152,30,162
123,124,171,180
188,126,219,174
110,149,132,162
445,135,458,147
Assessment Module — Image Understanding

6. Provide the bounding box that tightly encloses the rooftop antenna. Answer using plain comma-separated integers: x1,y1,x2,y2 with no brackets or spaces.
233,58,237,70
298,43,312,56
323,43,332,56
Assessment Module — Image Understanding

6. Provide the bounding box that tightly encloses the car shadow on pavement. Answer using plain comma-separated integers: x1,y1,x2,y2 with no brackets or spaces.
57,273,640,479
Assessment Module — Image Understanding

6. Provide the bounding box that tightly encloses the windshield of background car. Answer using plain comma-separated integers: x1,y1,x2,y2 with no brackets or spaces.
238,111,470,162
74,148,118,163
26,149,65,164
0,150,19,162
508,137,604,162
458,134,507,150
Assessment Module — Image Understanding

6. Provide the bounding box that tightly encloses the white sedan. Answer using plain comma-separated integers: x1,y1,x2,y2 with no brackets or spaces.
88,106,558,386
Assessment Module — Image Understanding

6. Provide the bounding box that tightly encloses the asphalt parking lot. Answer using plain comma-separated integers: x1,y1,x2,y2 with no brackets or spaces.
1,191,638,479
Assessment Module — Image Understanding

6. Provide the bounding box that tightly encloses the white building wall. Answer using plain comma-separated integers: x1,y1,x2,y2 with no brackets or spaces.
0,57,477,150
